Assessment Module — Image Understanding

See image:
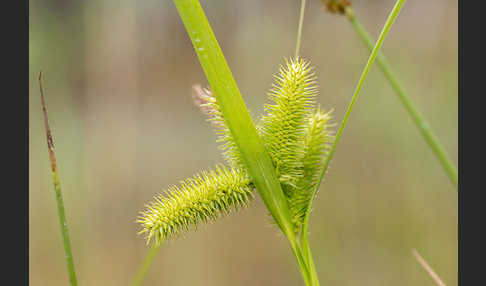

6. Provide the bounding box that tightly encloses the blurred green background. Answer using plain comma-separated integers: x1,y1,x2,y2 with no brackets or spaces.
29,0,457,285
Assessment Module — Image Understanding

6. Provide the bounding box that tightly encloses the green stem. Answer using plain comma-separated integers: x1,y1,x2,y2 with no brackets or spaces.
172,0,310,284
302,0,407,251
295,1,320,285
173,0,295,239
302,242,320,286
53,173,78,286
39,72,78,286
301,229,319,286
344,7,458,189
288,238,312,286
295,0,307,58
131,244,161,286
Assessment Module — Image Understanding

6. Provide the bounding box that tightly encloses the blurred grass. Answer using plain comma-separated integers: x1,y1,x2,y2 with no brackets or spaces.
29,0,457,285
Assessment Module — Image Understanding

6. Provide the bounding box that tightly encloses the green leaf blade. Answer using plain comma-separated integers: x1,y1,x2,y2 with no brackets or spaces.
173,0,295,239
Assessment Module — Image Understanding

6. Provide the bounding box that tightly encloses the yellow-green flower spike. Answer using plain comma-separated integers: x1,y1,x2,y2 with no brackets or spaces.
260,57,317,189
137,165,253,245
289,107,334,231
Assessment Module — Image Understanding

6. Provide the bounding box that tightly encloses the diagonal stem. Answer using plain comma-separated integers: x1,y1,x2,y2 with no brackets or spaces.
173,0,295,241
39,71,78,286
301,0,407,269
412,249,447,286
153,0,311,285
344,7,458,189
131,244,161,286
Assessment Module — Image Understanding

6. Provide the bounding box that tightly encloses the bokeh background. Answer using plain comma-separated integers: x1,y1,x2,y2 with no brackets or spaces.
29,0,457,285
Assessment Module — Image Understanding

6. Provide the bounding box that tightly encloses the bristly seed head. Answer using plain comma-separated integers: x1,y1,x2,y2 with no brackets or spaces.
260,57,318,189
288,106,334,231
137,165,253,245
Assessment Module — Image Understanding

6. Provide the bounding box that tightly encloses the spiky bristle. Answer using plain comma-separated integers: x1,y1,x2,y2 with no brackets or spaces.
192,84,244,169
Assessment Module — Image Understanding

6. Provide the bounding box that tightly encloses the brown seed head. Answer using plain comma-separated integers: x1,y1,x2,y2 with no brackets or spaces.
321,0,352,15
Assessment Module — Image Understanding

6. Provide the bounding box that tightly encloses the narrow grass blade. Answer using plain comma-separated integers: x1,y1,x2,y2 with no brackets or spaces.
172,0,296,244
344,7,458,189
412,249,447,286
172,0,309,283
301,0,407,267
39,71,78,286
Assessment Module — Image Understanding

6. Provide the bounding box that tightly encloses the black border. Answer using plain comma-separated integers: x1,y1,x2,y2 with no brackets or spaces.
4,0,28,284
459,0,476,285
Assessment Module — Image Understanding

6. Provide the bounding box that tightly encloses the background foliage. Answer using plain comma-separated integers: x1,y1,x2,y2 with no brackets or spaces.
29,0,457,285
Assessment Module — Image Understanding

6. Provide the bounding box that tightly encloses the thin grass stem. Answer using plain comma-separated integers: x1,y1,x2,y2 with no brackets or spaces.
344,7,458,189
170,0,312,284
412,249,447,286
289,238,312,286
131,244,162,286
302,245,320,286
295,0,307,58
39,71,78,286
294,1,321,284
173,0,295,239
301,0,407,261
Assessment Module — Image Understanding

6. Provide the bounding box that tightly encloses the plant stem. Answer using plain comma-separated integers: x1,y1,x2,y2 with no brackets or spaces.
39,71,78,286
173,0,311,284
344,7,458,189
295,0,307,58
301,0,407,255
173,0,295,239
412,249,447,286
294,1,321,285
131,244,161,286
301,231,320,286
288,238,312,286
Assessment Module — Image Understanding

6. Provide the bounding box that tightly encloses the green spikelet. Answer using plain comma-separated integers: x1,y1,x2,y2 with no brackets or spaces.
288,107,334,231
192,84,243,168
260,57,318,189
137,165,254,245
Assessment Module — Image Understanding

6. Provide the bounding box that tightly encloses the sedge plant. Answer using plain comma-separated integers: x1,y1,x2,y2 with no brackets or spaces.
134,0,406,285
137,57,330,286
34,1,454,285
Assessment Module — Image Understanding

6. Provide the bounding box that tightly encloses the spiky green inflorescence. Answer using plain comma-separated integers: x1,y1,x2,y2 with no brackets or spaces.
138,57,334,245
288,107,334,231
260,58,318,190
137,165,254,245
